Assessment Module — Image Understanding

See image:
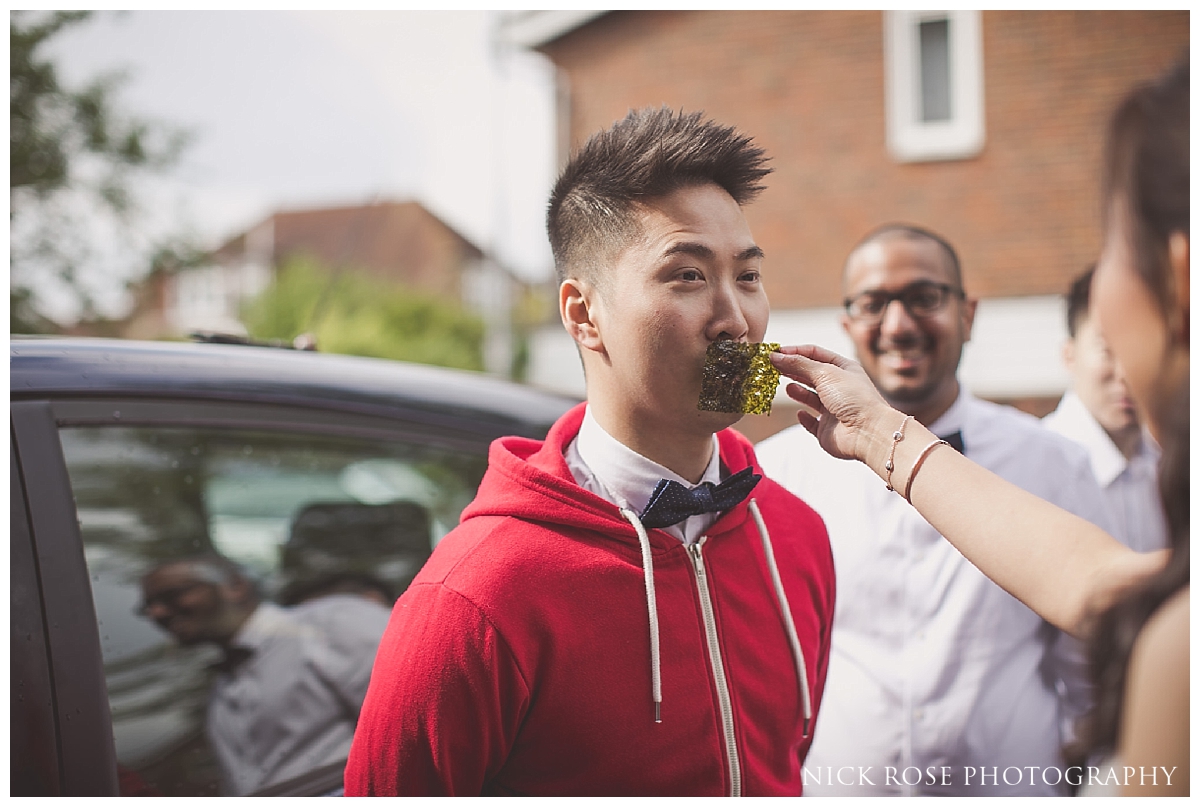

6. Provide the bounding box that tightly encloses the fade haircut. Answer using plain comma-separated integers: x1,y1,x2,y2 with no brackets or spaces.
547,106,772,285
1064,264,1096,338
845,223,964,291
150,553,260,602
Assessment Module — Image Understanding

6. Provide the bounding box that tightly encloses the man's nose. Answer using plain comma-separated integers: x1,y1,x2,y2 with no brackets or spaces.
707,282,750,341
143,601,169,620
878,297,918,335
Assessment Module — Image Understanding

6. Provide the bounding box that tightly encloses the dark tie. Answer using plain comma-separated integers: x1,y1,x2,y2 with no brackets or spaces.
940,430,965,454
639,467,762,529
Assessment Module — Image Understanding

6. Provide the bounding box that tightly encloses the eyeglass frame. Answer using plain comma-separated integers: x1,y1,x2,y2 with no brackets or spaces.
842,281,966,323
135,580,213,616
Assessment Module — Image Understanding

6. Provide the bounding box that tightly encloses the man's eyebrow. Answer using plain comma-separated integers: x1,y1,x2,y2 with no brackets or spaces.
663,241,715,260
737,245,766,261
661,242,765,261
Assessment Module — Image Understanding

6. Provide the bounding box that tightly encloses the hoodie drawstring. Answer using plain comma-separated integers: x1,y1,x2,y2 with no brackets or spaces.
748,499,814,738
620,507,662,722
619,501,813,737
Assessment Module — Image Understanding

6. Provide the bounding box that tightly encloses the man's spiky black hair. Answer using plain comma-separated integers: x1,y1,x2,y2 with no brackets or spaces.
547,106,772,284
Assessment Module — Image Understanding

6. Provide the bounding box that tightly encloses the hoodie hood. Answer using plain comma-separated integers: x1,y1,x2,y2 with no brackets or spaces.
461,402,762,543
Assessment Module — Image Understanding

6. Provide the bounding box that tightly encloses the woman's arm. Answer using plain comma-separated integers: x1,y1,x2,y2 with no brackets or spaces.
770,344,1165,637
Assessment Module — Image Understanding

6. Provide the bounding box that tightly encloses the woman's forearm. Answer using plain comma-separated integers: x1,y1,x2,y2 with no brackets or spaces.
879,418,1163,637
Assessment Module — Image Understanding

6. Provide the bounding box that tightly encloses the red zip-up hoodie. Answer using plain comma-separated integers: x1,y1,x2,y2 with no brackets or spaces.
345,403,835,796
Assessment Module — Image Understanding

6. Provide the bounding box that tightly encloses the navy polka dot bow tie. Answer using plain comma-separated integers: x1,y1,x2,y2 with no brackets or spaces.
638,467,763,529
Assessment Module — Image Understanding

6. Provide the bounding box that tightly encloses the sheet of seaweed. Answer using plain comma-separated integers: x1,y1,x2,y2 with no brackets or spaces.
697,340,781,415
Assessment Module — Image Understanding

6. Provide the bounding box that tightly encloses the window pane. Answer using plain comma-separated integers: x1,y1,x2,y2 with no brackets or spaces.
60,425,487,796
919,18,952,123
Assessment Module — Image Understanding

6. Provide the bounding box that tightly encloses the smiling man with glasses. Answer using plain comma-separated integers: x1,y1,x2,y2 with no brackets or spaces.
757,223,1116,795
838,225,973,427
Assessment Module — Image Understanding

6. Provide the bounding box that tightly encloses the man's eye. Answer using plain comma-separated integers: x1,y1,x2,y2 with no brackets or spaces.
739,270,761,283
908,289,940,309
859,296,885,314
678,269,702,281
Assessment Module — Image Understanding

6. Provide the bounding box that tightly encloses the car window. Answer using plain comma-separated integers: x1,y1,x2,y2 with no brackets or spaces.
58,424,487,796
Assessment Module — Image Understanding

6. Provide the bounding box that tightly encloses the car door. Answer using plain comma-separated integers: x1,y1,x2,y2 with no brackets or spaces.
11,394,498,796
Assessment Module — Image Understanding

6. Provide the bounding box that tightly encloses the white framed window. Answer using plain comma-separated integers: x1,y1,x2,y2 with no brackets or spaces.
884,10,985,162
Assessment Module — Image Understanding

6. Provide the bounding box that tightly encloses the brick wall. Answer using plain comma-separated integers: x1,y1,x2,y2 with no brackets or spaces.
544,10,1187,308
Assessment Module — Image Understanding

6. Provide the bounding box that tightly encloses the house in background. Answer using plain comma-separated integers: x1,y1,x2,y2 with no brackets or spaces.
124,199,522,374
501,10,1187,439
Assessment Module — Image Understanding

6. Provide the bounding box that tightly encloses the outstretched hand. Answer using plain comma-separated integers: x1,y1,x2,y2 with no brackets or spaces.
769,345,898,471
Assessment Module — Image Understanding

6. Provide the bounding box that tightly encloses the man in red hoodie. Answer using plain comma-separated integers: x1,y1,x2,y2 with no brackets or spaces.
345,107,835,796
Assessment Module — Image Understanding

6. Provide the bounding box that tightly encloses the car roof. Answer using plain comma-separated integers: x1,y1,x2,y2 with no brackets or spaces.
11,336,578,438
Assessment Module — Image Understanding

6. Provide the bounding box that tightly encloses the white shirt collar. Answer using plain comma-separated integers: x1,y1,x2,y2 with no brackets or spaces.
1044,391,1136,487
575,405,722,514
229,601,316,652
568,405,722,543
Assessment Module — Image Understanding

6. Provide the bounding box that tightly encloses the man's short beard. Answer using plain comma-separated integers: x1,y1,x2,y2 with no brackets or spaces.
867,370,943,414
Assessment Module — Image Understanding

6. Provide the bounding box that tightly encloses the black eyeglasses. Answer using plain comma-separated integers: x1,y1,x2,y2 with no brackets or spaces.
136,581,208,616
843,281,964,323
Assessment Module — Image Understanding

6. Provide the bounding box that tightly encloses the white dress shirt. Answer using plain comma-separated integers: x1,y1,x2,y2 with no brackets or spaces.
756,390,1115,796
207,595,391,795
1042,390,1169,553
564,405,722,544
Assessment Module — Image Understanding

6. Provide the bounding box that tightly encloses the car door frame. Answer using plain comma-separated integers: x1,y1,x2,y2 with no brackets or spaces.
12,401,120,796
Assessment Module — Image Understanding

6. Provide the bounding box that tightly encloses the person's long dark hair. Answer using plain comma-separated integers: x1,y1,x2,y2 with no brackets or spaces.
1069,56,1189,765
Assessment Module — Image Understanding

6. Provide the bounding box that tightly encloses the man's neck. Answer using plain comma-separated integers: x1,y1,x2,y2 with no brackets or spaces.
1106,422,1144,461
891,379,961,429
217,602,260,650
586,403,716,484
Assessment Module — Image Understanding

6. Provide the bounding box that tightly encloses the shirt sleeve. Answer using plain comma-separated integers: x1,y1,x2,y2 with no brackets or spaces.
1027,435,1114,732
343,582,530,796
1045,629,1093,744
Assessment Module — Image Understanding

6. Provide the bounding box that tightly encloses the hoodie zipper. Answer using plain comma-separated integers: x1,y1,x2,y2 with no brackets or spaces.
687,536,742,797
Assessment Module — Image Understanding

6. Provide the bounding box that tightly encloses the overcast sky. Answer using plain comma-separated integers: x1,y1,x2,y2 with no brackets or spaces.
40,10,559,319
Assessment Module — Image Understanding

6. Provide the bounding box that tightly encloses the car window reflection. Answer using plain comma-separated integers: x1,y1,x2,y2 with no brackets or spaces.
60,424,487,796
138,555,388,795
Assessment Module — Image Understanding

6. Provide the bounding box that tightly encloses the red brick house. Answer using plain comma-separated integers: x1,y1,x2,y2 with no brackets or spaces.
147,200,492,342
504,10,1187,437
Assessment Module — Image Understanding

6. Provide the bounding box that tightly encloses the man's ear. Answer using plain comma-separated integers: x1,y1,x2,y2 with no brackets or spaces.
959,296,979,343
1062,338,1076,373
560,278,604,353
1168,231,1189,347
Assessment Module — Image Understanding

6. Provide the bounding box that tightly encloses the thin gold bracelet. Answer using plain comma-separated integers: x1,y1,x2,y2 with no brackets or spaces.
884,414,914,492
903,438,950,503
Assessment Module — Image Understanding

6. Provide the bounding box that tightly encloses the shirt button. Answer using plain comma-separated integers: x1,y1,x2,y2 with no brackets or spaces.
914,708,925,720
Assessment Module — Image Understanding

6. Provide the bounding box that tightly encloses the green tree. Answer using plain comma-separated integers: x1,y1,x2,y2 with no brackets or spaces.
243,258,486,372
11,11,188,332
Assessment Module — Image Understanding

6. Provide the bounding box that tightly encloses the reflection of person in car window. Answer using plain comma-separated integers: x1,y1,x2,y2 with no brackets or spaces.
138,555,391,795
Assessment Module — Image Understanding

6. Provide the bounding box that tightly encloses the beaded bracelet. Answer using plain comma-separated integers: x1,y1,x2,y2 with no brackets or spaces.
903,438,951,503
883,414,914,492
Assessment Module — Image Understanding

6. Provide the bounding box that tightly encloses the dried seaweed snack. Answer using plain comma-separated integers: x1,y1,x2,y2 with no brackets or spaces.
697,340,781,415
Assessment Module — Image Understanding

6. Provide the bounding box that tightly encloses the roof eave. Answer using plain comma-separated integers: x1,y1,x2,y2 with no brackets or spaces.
499,10,608,49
